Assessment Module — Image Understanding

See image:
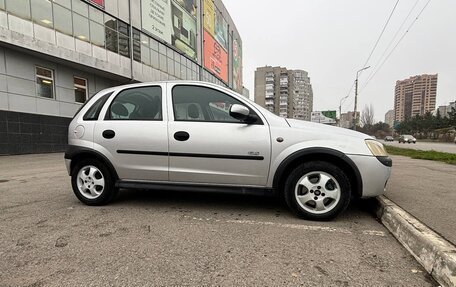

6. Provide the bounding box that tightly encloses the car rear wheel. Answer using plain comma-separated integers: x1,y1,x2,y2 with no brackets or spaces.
284,161,351,221
71,158,118,205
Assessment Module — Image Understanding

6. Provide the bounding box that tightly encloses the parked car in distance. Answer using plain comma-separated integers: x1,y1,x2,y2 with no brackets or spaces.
65,81,392,221
384,136,394,142
398,135,417,144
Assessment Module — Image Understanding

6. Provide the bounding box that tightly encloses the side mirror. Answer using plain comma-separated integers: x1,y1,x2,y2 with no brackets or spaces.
229,104,250,122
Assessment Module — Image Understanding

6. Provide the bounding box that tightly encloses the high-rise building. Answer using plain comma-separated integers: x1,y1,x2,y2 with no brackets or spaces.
384,109,395,128
0,0,243,155
394,74,438,122
254,66,313,120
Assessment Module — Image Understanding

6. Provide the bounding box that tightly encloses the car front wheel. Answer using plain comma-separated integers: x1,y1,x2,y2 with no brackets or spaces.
284,161,351,221
71,159,118,205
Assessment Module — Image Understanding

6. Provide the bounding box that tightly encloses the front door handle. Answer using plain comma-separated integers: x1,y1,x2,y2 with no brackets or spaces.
174,131,190,141
102,130,115,139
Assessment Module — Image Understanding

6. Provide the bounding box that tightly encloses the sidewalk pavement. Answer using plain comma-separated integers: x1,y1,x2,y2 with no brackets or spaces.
385,155,456,244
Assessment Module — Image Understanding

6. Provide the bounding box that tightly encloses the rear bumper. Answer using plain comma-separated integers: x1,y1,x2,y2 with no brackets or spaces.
347,154,391,198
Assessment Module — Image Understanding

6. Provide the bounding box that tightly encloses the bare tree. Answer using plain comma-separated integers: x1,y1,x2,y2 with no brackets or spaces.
360,104,375,127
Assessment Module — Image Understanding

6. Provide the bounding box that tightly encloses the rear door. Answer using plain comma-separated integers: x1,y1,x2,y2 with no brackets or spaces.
93,84,168,181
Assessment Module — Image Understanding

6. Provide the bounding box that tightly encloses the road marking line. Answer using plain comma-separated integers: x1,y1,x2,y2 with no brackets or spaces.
183,215,385,237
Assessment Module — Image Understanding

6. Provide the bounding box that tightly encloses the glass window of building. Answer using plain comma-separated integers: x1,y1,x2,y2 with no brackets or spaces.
89,5,103,24
90,20,105,47
117,20,129,36
104,15,117,30
118,33,129,57
150,38,159,52
72,0,88,17
132,29,141,62
105,27,118,53
159,53,167,72
140,44,150,65
53,4,72,35
54,0,71,9
6,0,31,19
140,33,149,47
36,67,54,99
0,0,5,10
74,77,88,103
31,0,53,28
151,49,159,69
73,13,90,41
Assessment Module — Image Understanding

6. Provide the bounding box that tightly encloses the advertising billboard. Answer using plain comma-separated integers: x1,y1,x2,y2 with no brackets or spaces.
321,110,337,120
141,0,197,60
214,8,228,50
203,0,215,36
311,111,337,125
232,37,242,93
203,30,228,82
171,1,197,60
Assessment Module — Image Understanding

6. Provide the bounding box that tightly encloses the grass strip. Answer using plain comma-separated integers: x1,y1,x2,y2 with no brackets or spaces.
385,145,456,165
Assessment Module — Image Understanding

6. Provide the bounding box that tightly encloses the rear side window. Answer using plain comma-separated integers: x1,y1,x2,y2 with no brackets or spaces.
83,92,113,121
106,86,162,120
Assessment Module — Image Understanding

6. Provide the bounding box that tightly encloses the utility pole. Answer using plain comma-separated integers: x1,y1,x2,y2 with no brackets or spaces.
353,66,370,131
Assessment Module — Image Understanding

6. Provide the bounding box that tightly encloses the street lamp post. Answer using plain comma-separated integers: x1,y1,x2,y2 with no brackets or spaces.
339,94,349,127
353,66,370,131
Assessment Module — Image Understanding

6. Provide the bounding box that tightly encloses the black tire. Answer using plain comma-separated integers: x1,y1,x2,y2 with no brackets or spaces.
284,161,351,221
71,158,118,206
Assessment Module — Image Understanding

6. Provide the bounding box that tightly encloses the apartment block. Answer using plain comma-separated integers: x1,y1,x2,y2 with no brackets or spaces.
394,74,438,122
254,66,313,120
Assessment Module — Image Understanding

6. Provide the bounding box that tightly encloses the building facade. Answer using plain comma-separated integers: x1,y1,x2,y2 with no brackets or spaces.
0,0,243,155
340,111,359,129
254,66,313,120
436,100,455,118
384,109,394,128
394,74,437,122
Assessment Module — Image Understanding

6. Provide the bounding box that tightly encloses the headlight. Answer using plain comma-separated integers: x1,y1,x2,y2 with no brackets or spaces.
365,139,388,156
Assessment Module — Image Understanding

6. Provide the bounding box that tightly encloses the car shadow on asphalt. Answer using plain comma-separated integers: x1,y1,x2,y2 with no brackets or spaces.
111,188,378,222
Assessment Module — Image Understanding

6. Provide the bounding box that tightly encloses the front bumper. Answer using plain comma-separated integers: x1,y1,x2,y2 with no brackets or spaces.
347,154,391,198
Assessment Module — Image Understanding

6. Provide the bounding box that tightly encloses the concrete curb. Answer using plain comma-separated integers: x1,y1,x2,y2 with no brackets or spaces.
374,195,456,287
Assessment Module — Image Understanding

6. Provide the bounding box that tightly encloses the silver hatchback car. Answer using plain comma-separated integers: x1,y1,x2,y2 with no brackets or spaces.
65,81,392,220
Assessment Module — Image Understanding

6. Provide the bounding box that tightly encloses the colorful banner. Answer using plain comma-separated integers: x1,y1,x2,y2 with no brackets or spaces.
171,1,197,60
204,30,228,83
232,37,242,93
215,9,228,50
141,0,173,44
203,0,215,37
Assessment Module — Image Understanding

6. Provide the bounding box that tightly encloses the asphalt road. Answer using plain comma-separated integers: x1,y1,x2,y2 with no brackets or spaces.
386,155,456,244
384,141,456,153
0,153,436,286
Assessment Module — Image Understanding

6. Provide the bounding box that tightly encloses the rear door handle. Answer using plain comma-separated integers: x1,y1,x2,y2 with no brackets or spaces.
102,130,115,139
174,131,190,141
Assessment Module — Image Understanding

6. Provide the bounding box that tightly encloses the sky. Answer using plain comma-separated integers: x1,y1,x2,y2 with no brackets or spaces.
223,0,456,122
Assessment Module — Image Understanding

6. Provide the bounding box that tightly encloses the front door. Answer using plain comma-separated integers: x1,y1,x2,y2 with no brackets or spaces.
167,84,271,186
93,84,168,181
